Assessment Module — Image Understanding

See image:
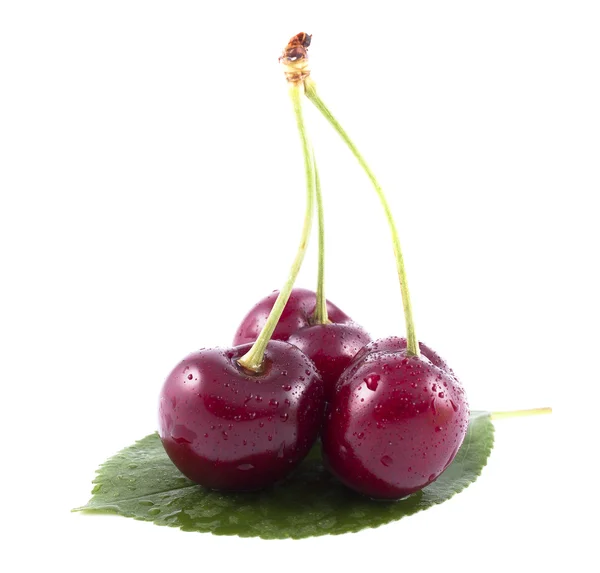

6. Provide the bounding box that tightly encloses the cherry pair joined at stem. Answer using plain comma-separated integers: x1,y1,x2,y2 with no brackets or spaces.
276,32,470,498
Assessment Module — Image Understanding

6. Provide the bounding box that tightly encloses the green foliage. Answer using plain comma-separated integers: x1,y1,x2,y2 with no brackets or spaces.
75,411,494,539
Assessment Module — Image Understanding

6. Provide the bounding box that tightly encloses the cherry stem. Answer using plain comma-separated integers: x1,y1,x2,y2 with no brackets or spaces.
312,152,330,324
237,84,315,372
490,407,552,420
304,77,419,357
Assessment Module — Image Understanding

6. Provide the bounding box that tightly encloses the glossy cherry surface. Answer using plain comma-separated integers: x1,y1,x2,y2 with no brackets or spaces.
287,322,371,401
322,338,469,499
233,288,351,345
159,340,325,491
349,337,454,375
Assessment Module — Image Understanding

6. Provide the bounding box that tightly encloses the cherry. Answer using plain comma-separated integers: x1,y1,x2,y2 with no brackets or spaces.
159,340,324,491
233,288,352,346
157,73,327,491
322,339,469,499
291,35,470,499
288,322,371,401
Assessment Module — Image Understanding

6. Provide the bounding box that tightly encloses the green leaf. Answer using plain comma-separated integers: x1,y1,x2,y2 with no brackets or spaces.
74,411,494,539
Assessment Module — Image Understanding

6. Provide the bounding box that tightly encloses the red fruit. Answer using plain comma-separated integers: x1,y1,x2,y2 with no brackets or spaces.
234,288,371,398
233,288,351,346
158,340,325,491
350,336,454,375
322,340,469,499
288,322,371,400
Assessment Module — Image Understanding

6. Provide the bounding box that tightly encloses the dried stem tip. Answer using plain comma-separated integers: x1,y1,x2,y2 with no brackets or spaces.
279,32,312,84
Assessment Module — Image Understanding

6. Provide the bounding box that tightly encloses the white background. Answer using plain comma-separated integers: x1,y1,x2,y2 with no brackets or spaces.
0,1,596,572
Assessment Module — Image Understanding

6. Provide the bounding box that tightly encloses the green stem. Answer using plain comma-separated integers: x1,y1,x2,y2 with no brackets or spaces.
237,84,315,372
490,407,552,420
312,152,329,324
304,77,419,357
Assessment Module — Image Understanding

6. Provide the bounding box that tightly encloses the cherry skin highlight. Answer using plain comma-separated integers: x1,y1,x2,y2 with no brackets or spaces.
349,336,455,376
322,338,469,500
233,288,352,345
288,322,371,401
158,340,325,491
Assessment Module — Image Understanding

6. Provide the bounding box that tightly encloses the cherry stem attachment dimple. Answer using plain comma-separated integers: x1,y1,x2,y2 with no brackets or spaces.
312,152,329,324
490,407,552,420
304,77,419,356
237,84,315,372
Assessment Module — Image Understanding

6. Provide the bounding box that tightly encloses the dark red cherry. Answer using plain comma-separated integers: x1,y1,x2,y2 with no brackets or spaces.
322,340,469,500
287,322,371,401
158,340,325,491
233,288,351,346
349,336,454,376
